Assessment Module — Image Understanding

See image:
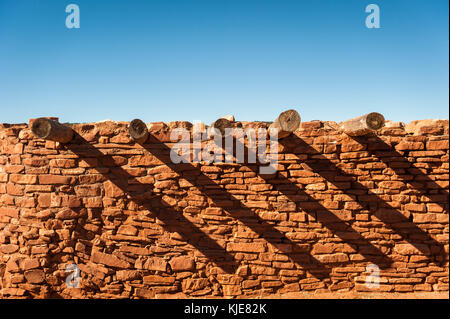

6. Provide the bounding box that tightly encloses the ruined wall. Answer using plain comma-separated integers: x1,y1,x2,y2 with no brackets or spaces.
0,119,448,299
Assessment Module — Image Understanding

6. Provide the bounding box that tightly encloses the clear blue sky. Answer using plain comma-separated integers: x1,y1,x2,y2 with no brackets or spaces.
0,0,448,124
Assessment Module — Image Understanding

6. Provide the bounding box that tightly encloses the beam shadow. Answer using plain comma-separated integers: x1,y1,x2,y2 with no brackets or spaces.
142,135,334,279
224,137,393,269
279,133,447,265
349,134,449,211
65,133,237,274
142,133,391,279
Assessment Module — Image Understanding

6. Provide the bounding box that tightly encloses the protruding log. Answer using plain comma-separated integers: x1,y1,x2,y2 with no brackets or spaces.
269,109,301,139
340,112,385,136
210,118,233,136
129,119,149,143
31,118,73,143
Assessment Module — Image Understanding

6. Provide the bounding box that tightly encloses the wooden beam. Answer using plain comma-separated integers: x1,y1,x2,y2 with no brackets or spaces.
340,112,385,136
31,118,73,143
210,118,233,136
269,109,301,139
129,119,149,143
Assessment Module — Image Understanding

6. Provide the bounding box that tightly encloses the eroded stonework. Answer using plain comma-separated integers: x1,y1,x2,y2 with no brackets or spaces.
0,119,448,298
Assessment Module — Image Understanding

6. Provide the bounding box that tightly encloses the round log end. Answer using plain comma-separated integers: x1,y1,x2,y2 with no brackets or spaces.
31,118,53,139
129,119,149,142
277,109,301,133
366,112,385,130
31,118,73,143
211,118,233,136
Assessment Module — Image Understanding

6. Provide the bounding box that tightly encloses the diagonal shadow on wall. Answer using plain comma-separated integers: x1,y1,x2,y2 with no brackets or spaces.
224,136,393,269
65,133,237,274
140,135,344,280
349,135,449,212
142,133,394,278
280,133,447,265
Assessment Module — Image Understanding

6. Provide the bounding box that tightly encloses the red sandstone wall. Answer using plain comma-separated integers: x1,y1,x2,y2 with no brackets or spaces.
0,119,448,299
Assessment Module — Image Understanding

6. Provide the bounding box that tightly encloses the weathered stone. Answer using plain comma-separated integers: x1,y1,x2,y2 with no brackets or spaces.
0,119,448,298
143,275,176,286
227,242,266,253
144,257,168,272
24,269,45,284
169,256,195,272
91,251,131,269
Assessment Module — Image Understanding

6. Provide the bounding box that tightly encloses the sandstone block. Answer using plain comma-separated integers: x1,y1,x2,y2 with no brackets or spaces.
91,251,131,269
169,256,195,272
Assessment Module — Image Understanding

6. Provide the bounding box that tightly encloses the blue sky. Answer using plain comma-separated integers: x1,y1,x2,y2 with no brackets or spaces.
0,0,448,124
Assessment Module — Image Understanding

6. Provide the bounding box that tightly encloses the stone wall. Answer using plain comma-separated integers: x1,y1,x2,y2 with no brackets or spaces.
0,119,448,298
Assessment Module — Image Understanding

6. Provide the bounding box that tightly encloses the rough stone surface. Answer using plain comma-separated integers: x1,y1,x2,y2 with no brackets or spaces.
0,119,448,299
